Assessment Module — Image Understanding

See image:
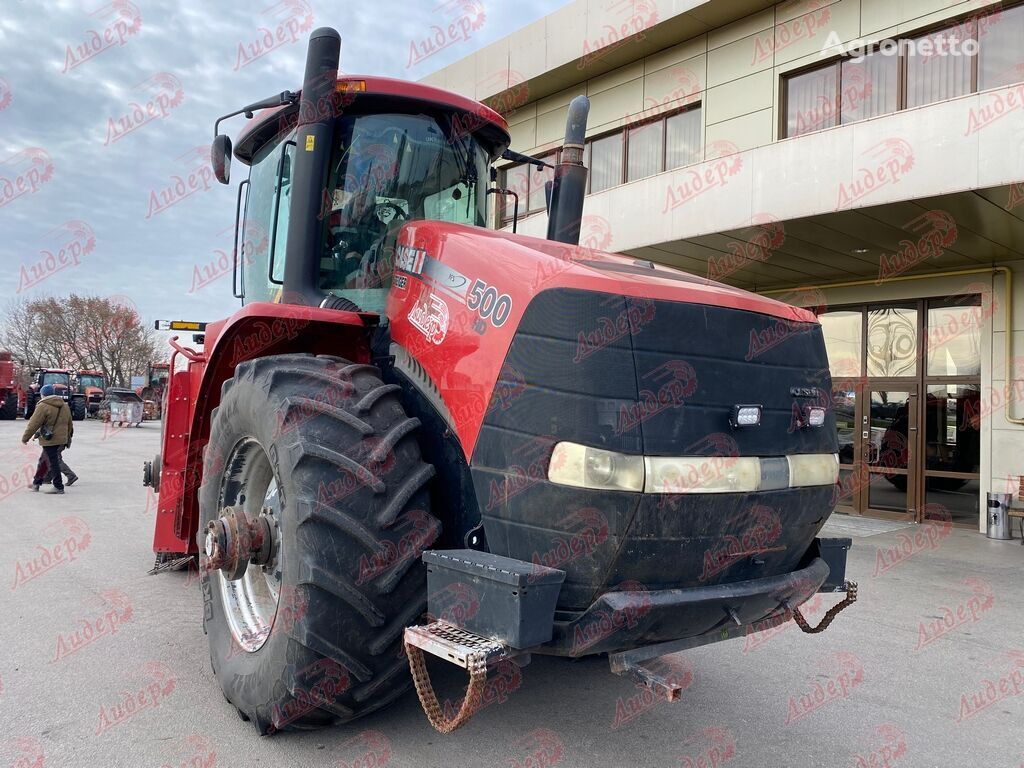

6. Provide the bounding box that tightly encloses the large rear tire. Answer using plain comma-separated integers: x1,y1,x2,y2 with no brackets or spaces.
199,353,439,733
71,396,86,421
0,393,16,420
24,392,37,419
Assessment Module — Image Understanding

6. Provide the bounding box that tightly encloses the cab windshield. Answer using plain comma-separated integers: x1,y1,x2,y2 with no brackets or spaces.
321,112,490,312
42,372,70,387
79,375,104,389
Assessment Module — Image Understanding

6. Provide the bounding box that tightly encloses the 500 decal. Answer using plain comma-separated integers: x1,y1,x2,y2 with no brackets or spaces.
467,279,512,327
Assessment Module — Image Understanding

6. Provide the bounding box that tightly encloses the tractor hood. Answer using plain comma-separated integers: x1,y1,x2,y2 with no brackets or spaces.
387,220,825,458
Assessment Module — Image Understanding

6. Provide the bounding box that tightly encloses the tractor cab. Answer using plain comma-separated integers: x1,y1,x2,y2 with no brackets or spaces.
220,75,511,314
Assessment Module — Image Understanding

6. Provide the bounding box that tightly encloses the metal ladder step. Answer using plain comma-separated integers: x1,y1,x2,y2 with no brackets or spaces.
404,621,510,669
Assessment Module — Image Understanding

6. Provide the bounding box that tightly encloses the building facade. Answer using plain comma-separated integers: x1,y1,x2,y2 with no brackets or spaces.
424,0,1024,531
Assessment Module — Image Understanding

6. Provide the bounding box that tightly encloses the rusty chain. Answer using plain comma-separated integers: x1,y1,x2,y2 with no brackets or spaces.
405,641,487,733
792,581,858,634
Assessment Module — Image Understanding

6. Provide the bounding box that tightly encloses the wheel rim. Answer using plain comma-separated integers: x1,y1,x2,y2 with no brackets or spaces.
216,438,283,653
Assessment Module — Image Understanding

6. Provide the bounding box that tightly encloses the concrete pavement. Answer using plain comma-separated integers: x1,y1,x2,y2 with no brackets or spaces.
1,418,1022,768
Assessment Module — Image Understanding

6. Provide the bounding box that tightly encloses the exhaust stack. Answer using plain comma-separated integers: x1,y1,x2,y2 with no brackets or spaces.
282,27,341,306
545,95,590,246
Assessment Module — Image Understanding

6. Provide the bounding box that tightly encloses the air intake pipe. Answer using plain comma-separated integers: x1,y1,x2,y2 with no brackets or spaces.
282,27,341,306
545,95,590,246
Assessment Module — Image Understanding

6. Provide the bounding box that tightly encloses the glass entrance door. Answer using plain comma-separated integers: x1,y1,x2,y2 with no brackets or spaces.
862,386,918,520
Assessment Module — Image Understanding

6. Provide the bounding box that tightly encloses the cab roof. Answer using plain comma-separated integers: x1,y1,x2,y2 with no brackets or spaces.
234,75,511,164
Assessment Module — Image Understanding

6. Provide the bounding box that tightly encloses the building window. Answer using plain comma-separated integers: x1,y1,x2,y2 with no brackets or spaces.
498,151,557,227
666,109,701,170
782,6,1018,138
626,120,663,182
588,132,624,193
979,3,1024,90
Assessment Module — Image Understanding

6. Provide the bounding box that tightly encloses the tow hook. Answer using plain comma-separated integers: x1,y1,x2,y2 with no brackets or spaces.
202,506,276,581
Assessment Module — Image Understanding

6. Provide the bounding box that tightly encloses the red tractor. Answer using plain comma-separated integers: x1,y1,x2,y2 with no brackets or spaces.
0,351,19,419
75,369,106,417
144,28,854,735
23,368,86,421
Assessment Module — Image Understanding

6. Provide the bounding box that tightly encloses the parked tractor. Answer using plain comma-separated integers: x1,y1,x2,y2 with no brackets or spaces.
75,369,106,417
136,361,170,417
144,27,855,735
23,368,86,421
0,351,19,420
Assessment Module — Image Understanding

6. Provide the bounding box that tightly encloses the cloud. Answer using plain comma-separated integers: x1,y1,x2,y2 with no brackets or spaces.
0,0,563,328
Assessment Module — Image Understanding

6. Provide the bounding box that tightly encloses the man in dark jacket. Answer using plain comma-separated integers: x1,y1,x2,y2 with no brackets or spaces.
21,383,74,494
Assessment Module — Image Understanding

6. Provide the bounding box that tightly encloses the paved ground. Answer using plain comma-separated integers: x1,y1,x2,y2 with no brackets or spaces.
1,418,1022,768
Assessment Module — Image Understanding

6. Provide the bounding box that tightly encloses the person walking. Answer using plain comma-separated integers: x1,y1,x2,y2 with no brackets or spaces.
21,383,74,494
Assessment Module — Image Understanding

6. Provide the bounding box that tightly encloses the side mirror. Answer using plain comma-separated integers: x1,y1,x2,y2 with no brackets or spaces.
211,134,232,185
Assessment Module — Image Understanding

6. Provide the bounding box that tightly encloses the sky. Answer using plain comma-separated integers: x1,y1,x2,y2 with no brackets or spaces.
0,0,566,332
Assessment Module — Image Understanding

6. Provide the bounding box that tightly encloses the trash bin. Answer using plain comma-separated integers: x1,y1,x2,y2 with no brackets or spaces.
986,493,1013,540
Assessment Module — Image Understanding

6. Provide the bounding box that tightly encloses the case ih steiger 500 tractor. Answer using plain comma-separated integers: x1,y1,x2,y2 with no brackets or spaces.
145,27,856,734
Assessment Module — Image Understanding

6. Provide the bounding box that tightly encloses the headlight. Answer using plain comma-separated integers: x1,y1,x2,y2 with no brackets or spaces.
644,456,761,493
548,442,644,492
787,454,839,487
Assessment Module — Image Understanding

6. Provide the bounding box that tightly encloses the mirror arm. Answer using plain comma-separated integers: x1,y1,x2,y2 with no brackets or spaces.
213,91,299,138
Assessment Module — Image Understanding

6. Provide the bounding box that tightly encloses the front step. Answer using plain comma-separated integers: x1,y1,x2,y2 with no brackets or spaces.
404,620,510,669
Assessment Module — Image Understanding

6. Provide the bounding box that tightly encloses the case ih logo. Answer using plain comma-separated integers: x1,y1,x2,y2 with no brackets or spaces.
876,210,958,284
784,652,864,725
95,661,176,735
17,220,97,294
580,0,659,70
662,141,744,214
0,76,11,112
145,146,216,219
405,0,487,69
103,72,185,146
611,654,693,728
915,577,994,652
751,3,831,65
836,138,915,210
851,724,908,768
234,0,315,71
61,0,142,74
571,580,653,655
956,650,1024,724
615,359,697,435
699,504,783,582
52,588,133,663
11,516,91,592
0,148,55,209
708,215,785,282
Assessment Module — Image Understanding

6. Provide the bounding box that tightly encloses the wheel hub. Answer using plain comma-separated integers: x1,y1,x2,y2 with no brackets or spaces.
203,506,276,581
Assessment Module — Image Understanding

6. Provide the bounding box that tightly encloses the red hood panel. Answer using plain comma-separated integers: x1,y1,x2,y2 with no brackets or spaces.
386,221,821,459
